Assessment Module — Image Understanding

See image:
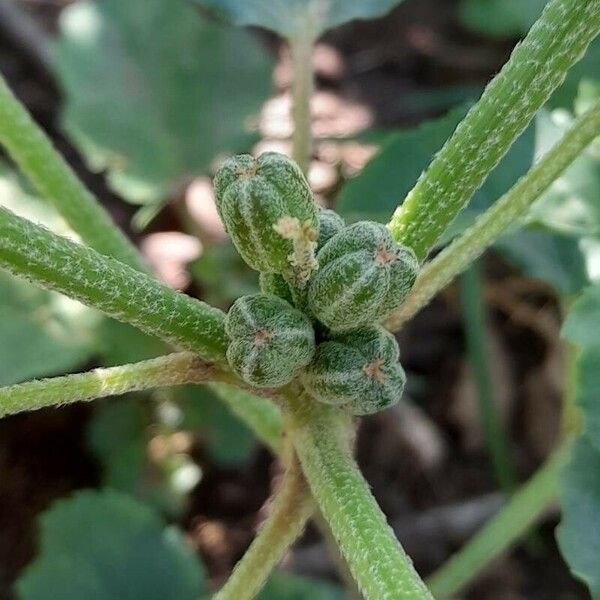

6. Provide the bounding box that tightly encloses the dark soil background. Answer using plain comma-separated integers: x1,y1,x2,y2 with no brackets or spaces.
0,1,588,598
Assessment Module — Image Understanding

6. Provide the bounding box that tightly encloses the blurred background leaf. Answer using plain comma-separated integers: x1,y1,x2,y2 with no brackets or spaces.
191,240,259,310
459,0,547,37
494,230,589,299
16,489,206,600
557,281,600,598
179,385,257,467
195,0,407,39
0,163,102,385
258,572,345,599
52,0,273,214
557,437,600,599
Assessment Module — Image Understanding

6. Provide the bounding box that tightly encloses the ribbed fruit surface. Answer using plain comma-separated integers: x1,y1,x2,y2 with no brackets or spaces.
308,221,418,331
317,208,345,250
214,152,317,274
302,327,405,415
225,293,315,388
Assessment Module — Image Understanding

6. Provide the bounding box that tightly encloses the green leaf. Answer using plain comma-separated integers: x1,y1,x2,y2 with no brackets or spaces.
561,282,600,451
0,165,101,385
557,436,600,599
53,0,272,207
529,110,600,238
16,489,205,600
337,105,537,233
87,401,149,494
563,284,600,349
191,240,259,310
258,572,345,599
572,348,600,453
459,0,547,37
196,0,406,39
494,229,589,298
0,273,100,386
336,107,469,224
98,320,166,366
180,385,256,466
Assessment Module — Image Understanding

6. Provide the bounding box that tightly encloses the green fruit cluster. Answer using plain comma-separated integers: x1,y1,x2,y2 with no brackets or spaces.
215,153,418,413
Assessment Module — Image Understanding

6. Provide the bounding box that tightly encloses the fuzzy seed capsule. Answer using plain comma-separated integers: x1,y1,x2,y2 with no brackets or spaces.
214,152,318,275
317,208,345,250
225,294,315,388
302,327,405,415
307,221,418,331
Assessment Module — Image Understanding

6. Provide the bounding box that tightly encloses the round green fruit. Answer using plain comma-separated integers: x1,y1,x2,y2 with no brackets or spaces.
302,327,405,415
225,294,315,388
317,208,345,250
214,152,318,274
307,221,418,331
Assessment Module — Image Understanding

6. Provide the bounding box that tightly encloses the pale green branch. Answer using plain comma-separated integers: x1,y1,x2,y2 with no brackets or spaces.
0,206,228,362
290,33,315,175
388,98,600,330
388,0,600,259
0,352,219,418
0,72,145,271
214,451,313,600
287,392,433,599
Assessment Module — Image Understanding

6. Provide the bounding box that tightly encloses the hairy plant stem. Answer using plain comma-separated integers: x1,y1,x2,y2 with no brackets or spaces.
0,206,228,362
460,263,517,492
0,72,145,271
427,440,572,598
214,448,313,600
290,33,315,175
387,0,600,259
0,353,225,418
388,98,600,330
286,393,433,599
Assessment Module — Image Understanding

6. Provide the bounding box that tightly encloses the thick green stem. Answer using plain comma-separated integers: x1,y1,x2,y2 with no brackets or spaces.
460,263,517,492
209,383,283,454
388,98,600,330
286,393,433,599
387,0,600,259
0,206,228,362
427,441,572,598
290,34,314,175
0,353,219,418
0,72,145,271
214,453,313,600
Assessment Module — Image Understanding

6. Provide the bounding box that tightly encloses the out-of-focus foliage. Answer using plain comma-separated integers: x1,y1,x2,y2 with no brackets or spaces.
16,489,205,600
258,572,345,599
195,0,407,39
53,0,273,212
557,275,600,596
530,109,600,238
191,240,259,309
459,0,547,37
557,437,600,600
337,107,468,224
179,385,257,466
0,165,101,385
494,230,589,298
87,401,149,494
